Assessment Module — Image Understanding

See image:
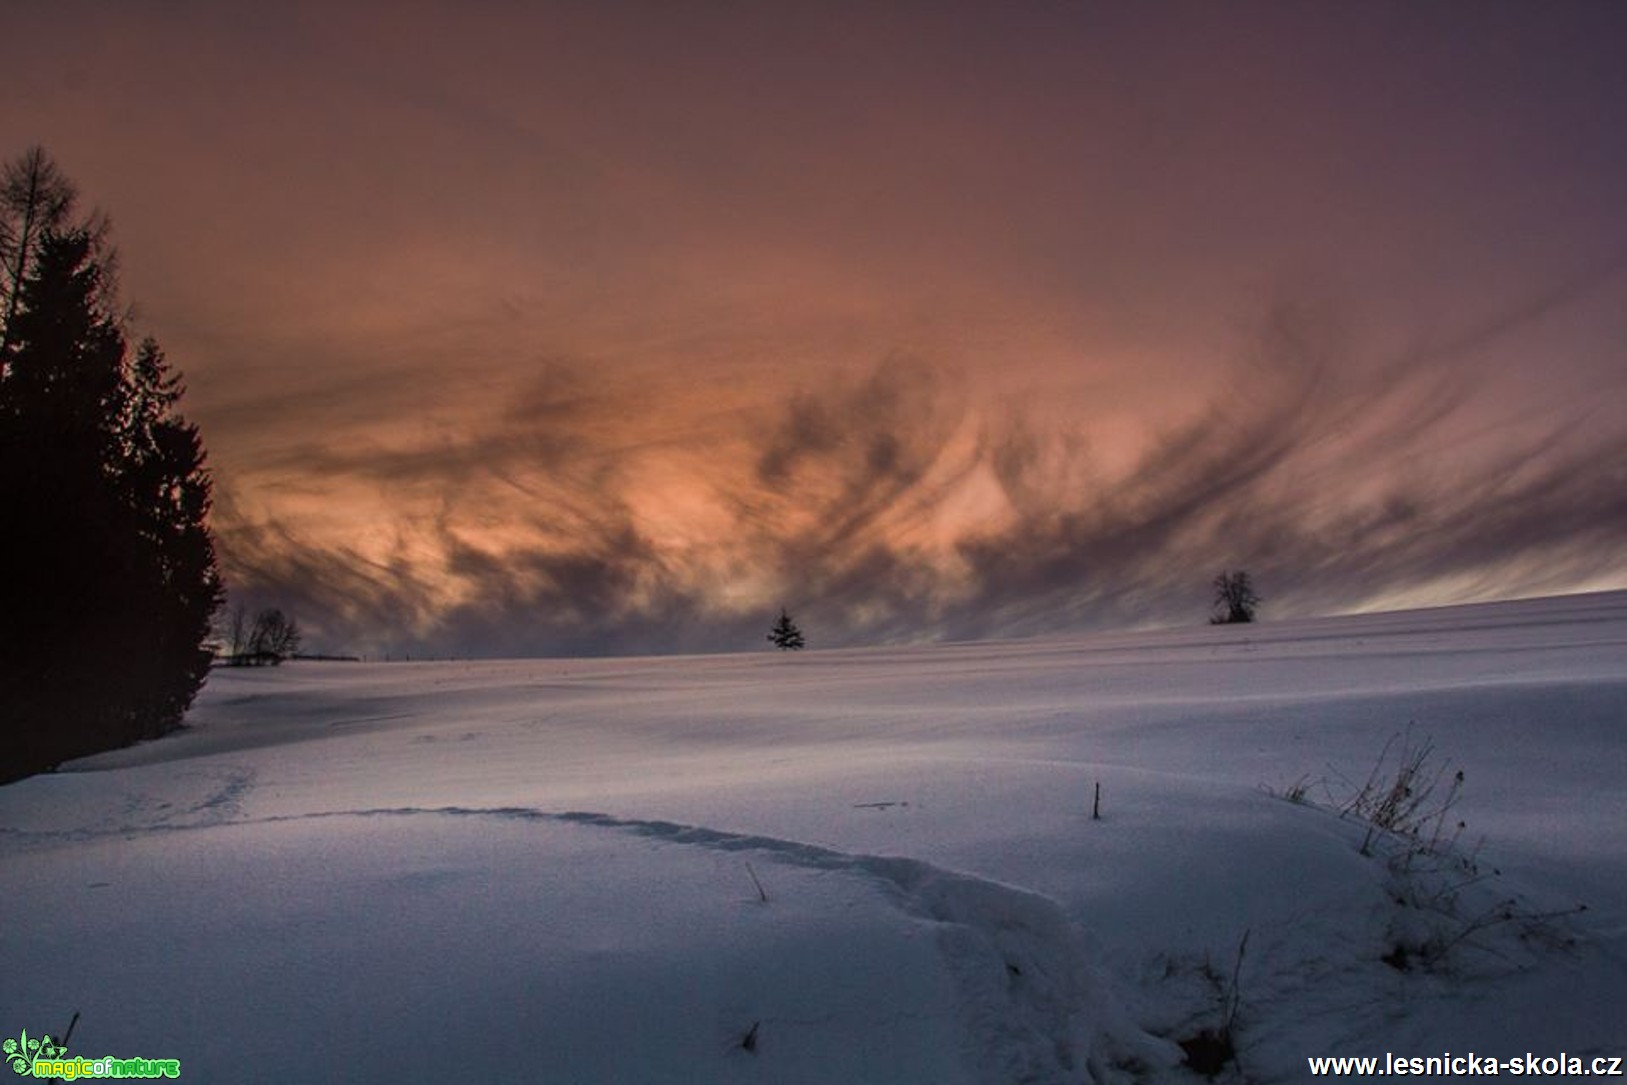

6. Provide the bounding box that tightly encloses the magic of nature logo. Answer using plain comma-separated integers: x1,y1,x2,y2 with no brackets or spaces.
5,1025,180,1079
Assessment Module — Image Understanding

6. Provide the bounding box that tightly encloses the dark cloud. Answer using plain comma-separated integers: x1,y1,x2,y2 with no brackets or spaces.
213,283,1627,658
931,292,1626,639
749,356,969,547
26,3,1617,657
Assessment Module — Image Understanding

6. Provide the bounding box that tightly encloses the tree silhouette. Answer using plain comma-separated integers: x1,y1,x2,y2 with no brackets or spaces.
1,147,78,357
247,607,302,664
1,148,222,783
222,599,251,658
1211,570,1261,624
215,604,302,665
767,608,806,650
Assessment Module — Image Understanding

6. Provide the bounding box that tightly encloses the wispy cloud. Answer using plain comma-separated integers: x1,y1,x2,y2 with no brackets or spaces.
213,282,1627,657
10,2,1625,655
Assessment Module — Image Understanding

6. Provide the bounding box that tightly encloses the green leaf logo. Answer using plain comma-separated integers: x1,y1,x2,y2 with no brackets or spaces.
5,1028,67,1075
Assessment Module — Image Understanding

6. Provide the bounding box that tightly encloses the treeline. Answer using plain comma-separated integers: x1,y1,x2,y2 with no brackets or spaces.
2,148,221,783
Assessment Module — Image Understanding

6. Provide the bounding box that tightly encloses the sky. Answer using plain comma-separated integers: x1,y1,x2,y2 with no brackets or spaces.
4,1,1625,657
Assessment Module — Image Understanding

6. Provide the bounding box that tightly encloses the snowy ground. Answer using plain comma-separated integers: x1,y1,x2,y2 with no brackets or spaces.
3,593,1625,1082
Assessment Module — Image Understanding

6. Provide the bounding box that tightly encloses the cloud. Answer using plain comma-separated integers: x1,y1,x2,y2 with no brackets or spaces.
210,281,1627,659
935,292,1626,638
51,3,1612,658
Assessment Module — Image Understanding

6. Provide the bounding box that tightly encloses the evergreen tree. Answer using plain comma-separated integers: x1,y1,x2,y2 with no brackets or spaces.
1,150,222,782
767,608,805,650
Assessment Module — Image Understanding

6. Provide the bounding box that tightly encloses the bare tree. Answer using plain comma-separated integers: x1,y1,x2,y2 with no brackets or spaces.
1,146,79,356
247,607,301,663
222,600,250,658
1211,570,1261,624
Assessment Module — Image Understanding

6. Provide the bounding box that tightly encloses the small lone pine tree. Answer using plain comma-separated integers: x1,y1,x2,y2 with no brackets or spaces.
767,608,805,650
1211,570,1261,624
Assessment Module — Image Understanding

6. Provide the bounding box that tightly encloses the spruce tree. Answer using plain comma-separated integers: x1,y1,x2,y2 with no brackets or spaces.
767,608,805,651
1,150,221,782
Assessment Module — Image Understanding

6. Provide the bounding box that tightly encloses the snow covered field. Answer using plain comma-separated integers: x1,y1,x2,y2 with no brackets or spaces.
4,593,1625,1082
